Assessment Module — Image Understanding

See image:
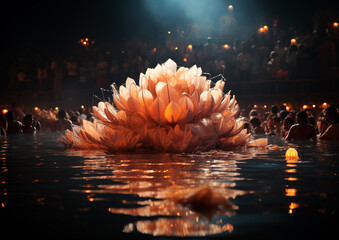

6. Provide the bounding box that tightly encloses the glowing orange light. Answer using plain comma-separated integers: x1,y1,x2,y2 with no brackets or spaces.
285,177,298,181
82,41,87,46
312,104,316,108
174,46,178,51
285,148,299,162
303,105,308,110
223,44,230,50
254,104,258,108
263,25,268,31
55,107,59,111
183,58,187,62
288,202,300,214
286,106,290,111
85,38,89,41
333,22,339,28
263,105,267,108
285,188,297,197
291,38,297,45
322,102,327,108
152,47,157,53
2,109,8,115
168,31,171,34
187,44,193,51
228,5,233,10
81,105,85,109
259,27,265,33
34,107,39,111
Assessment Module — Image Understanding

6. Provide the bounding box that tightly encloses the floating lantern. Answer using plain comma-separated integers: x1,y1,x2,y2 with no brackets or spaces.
302,105,308,110
183,58,187,62
258,27,265,33
285,148,299,161
333,22,338,28
290,38,297,45
263,105,267,109
81,105,85,109
34,107,39,111
228,5,233,10
55,107,59,111
312,104,316,108
2,109,8,115
263,25,268,31
286,106,290,111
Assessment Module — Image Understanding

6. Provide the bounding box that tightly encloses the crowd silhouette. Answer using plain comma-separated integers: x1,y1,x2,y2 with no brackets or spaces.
5,22,339,93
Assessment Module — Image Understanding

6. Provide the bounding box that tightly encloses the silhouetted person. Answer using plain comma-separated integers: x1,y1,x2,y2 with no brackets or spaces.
319,106,339,140
250,117,265,134
0,115,7,136
5,111,22,134
54,109,73,132
281,116,294,137
285,111,316,141
22,114,36,134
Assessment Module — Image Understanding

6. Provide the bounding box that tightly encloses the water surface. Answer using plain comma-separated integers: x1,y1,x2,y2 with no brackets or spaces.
0,132,338,239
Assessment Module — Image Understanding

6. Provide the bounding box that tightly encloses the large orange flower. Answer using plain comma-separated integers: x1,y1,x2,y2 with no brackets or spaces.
61,59,252,152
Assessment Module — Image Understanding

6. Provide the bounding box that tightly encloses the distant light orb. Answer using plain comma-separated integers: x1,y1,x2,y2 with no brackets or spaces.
81,105,85,109
34,107,39,111
55,107,59,111
223,44,230,50
263,25,268,31
187,44,193,51
228,5,233,10
168,31,171,34
302,105,308,110
290,38,297,45
285,148,299,161
2,109,8,115
333,22,339,28
322,102,328,108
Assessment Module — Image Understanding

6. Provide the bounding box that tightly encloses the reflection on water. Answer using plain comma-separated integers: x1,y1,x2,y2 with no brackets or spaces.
1,133,338,238
68,149,255,236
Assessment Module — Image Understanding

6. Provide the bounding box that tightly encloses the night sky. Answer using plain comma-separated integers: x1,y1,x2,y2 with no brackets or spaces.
1,0,335,50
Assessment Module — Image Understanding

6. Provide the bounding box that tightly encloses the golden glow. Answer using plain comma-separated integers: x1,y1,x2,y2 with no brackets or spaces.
285,169,297,173
168,30,171,34
288,202,300,214
174,46,178,50
263,25,268,31
152,47,157,53
259,27,264,33
312,104,316,108
81,105,85,109
286,106,290,111
263,105,267,108
333,22,339,28
285,148,299,159
322,102,327,108
2,109,8,115
290,38,297,45
302,104,308,110
55,107,59,111
187,44,193,51
183,58,187,62
85,38,89,41
254,104,258,108
285,177,298,181
34,107,39,111
285,188,297,197
228,5,233,10
223,44,230,50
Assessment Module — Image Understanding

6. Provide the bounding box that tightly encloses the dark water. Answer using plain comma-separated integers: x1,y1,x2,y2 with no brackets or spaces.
0,132,338,239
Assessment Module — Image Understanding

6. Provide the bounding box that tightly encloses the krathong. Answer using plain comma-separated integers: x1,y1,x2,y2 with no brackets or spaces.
60,58,261,152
